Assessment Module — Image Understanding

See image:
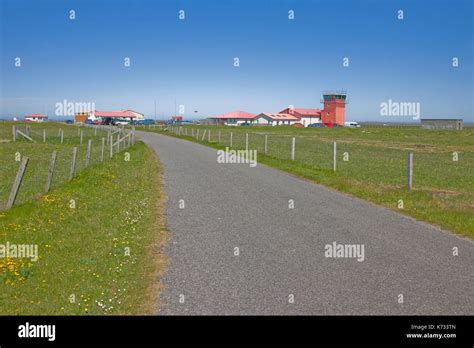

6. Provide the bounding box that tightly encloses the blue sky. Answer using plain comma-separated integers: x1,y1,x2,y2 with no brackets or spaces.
0,0,472,121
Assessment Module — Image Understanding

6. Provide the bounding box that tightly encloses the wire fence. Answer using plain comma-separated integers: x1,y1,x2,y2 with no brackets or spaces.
0,124,137,210
161,125,473,200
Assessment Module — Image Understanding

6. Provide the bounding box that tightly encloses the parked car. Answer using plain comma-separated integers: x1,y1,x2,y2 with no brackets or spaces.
65,120,74,124
134,119,155,125
308,123,325,128
293,123,304,127
345,121,361,128
240,122,251,126
114,121,129,126
323,122,335,127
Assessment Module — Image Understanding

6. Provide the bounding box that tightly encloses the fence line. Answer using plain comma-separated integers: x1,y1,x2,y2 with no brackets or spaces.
1,125,136,210
154,126,463,193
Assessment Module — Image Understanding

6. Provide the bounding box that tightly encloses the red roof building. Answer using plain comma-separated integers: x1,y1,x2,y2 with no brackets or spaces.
212,110,257,125
208,92,347,127
258,113,300,121
280,108,322,117
253,113,300,126
214,110,256,120
279,108,322,126
24,113,48,122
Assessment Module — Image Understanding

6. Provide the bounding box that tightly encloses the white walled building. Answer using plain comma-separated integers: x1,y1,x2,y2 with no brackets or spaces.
253,113,300,126
24,113,48,122
213,110,257,125
279,108,322,126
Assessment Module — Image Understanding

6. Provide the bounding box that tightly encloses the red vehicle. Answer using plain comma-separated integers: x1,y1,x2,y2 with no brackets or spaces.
293,123,304,127
323,122,334,127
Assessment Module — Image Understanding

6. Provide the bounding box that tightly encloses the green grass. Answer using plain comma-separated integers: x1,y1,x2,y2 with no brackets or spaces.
0,122,167,314
144,124,474,238
0,122,124,209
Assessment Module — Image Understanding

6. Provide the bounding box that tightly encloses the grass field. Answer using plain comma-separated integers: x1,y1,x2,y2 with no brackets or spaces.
0,122,127,209
0,122,167,314
146,124,474,239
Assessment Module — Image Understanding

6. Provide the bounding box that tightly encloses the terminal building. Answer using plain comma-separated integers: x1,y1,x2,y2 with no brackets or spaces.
211,91,347,127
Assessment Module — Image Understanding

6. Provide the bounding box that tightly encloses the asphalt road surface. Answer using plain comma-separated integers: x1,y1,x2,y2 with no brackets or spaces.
137,131,474,315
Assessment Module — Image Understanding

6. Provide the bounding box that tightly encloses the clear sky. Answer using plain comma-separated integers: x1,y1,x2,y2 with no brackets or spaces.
0,0,472,121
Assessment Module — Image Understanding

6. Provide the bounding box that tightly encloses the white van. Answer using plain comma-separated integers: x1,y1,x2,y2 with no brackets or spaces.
345,121,360,128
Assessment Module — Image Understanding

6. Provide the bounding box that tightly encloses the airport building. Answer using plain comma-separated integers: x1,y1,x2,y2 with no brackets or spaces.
211,91,347,127
24,113,48,122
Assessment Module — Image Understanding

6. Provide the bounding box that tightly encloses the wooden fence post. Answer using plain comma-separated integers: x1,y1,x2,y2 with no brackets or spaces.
218,131,221,144
44,151,57,193
333,142,337,171
94,127,97,136
291,137,296,161
12,125,16,141
69,147,77,180
60,129,64,144
208,130,211,142
230,132,233,147
101,138,105,162
80,130,83,145
43,129,46,143
202,129,206,141
408,152,413,191
110,135,113,158
16,129,34,142
116,134,120,153
246,133,249,152
264,135,268,155
86,139,92,166
6,157,29,209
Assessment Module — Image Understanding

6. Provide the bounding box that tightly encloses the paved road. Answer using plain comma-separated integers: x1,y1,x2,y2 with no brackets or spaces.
137,131,474,315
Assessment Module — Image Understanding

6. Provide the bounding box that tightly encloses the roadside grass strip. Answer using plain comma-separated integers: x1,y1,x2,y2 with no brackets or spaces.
0,142,167,315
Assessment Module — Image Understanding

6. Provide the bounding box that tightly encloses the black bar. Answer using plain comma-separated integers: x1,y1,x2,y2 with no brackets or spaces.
0,316,472,346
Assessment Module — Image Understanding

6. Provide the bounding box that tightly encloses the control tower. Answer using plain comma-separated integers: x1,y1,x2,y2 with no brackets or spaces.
321,91,347,126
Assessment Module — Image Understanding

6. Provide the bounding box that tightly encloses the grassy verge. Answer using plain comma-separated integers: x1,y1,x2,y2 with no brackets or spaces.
0,141,167,315
144,125,473,239
0,122,116,208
